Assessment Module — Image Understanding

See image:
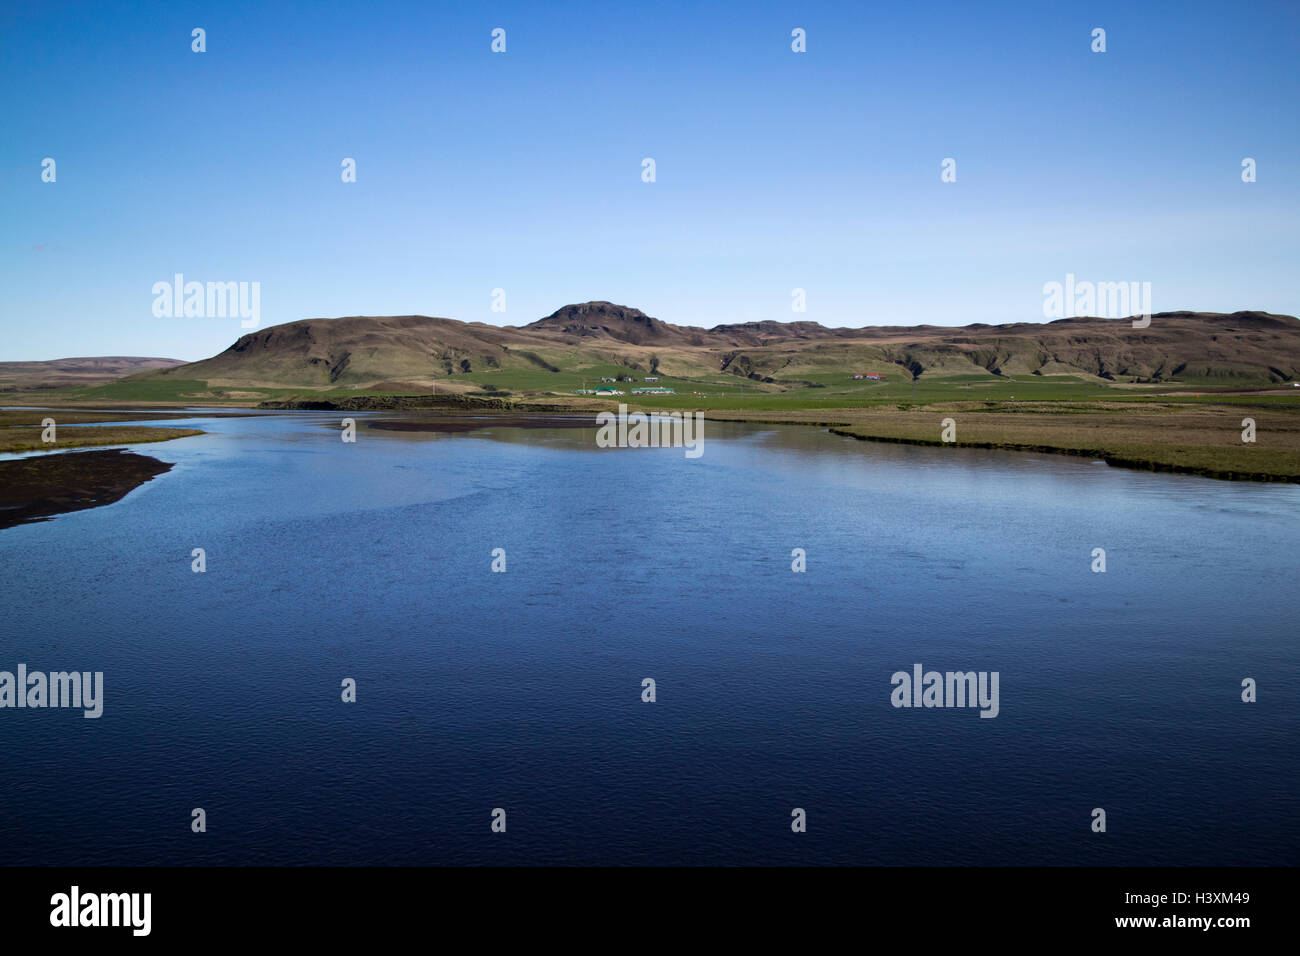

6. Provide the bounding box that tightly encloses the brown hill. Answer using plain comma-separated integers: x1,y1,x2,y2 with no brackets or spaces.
0,356,184,391
176,315,526,388
126,304,1300,391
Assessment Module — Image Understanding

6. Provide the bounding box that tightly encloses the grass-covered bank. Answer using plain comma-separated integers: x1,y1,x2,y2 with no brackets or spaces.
704,402,1300,482
0,425,204,454
0,410,204,454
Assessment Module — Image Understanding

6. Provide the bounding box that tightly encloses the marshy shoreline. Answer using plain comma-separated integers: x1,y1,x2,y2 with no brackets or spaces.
703,401,1300,484
822,427,1300,483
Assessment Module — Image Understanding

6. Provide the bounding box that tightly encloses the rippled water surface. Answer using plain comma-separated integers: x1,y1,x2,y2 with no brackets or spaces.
1,410,1296,864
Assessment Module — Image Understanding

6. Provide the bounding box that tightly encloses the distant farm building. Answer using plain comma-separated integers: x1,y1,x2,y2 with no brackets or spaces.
852,373,886,380
644,376,659,382
594,387,623,395
631,386,675,395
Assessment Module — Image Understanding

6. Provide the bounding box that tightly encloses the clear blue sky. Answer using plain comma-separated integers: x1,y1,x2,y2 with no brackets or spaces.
2,0,1297,361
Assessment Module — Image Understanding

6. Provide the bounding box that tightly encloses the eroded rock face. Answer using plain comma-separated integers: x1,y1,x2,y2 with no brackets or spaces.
0,449,174,530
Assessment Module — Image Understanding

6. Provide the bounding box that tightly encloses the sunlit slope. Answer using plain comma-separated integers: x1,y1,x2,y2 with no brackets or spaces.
103,304,1300,397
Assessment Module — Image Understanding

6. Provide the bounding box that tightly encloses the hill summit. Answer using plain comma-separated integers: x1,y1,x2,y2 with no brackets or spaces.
524,301,693,345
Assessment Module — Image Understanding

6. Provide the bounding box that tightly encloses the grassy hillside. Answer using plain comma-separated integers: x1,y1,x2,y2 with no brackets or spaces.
34,304,1294,408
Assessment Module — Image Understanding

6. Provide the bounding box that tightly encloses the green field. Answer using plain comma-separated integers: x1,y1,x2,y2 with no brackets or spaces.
9,364,1299,418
